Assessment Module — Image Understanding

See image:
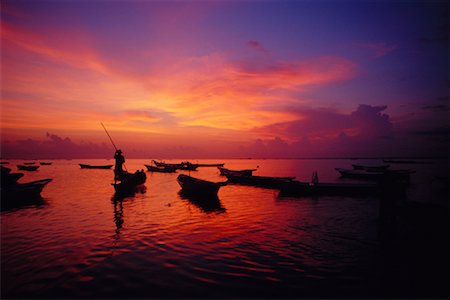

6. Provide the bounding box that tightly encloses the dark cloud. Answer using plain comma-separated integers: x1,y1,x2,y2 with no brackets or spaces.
422,104,450,112
246,40,269,53
1,133,112,159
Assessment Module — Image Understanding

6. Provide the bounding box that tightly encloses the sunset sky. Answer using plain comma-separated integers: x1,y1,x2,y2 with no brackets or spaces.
1,0,448,158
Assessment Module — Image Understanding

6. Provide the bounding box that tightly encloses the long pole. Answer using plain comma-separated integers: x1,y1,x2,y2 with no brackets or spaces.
101,122,118,151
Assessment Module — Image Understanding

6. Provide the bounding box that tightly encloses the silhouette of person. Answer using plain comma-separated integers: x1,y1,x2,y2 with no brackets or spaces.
114,149,125,181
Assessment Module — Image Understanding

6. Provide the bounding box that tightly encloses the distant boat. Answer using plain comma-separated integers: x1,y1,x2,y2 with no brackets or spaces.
153,160,198,171
112,170,147,194
40,162,52,165
79,164,113,169
17,165,40,171
23,162,36,165
144,164,177,173
224,173,296,189
0,161,9,164
218,167,256,177
177,174,227,196
352,164,390,172
197,163,225,167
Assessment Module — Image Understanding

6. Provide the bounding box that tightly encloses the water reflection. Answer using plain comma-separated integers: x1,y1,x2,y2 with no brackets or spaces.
1,195,46,212
178,190,226,214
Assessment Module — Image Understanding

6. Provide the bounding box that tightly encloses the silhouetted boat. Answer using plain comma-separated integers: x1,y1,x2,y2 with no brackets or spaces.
224,173,296,189
335,167,414,181
145,164,177,173
0,161,9,164
197,163,225,167
352,164,390,172
40,162,52,165
112,170,147,193
218,167,256,177
23,162,36,165
177,174,227,196
79,164,113,169
1,166,24,186
153,160,198,171
17,165,40,171
1,178,52,200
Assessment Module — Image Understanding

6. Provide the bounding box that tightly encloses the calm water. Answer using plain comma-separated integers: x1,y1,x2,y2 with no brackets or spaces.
1,158,448,298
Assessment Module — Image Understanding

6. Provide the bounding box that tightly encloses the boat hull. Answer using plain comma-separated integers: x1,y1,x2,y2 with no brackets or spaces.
79,164,113,169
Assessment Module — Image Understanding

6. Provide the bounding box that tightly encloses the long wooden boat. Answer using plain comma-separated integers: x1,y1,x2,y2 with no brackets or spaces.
177,174,227,196
0,161,9,164
224,173,296,189
1,178,52,199
153,160,198,171
144,164,177,173
79,164,113,169
23,162,36,165
218,167,256,177
335,168,414,181
112,170,147,193
17,165,40,171
197,163,225,167
352,164,390,172
40,162,52,165
279,181,379,197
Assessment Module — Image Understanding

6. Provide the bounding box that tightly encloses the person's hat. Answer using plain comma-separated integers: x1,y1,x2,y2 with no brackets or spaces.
116,149,122,153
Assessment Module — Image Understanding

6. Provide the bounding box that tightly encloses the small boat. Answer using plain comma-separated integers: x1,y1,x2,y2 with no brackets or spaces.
79,164,113,169
153,160,198,171
352,164,390,172
23,162,36,165
177,174,227,196
144,164,177,173
197,163,225,167
40,162,52,165
17,165,40,171
1,178,52,200
0,161,9,164
218,167,256,177
1,166,24,186
112,170,147,193
224,173,296,189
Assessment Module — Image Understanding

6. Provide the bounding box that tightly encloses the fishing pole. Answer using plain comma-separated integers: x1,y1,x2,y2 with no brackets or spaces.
101,122,118,151
101,122,127,172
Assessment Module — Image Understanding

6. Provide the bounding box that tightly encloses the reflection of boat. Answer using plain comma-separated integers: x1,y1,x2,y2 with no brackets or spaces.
179,190,226,213
197,163,225,167
40,162,52,165
177,174,227,196
352,164,390,172
153,160,198,171
145,164,177,173
112,170,147,194
79,164,113,169
218,167,256,177
224,173,296,189
335,168,415,181
17,165,40,171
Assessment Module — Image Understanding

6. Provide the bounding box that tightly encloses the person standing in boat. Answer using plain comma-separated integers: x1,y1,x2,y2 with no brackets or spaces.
114,149,125,181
